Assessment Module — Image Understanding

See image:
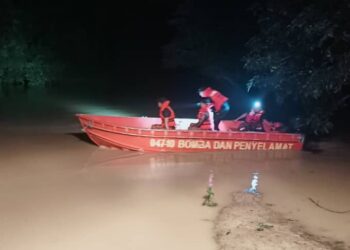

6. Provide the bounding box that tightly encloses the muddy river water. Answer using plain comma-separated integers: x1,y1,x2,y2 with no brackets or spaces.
0,127,349,250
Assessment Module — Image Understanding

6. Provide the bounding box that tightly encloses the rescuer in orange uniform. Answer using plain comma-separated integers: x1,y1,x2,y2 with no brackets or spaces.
198,87,230,130
151,98,176,130
188,99,214,131
236,101,265,132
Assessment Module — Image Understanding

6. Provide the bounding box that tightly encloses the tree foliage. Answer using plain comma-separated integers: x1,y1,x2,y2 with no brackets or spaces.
0,3,60,96
244,0,350,134
163,0,254,85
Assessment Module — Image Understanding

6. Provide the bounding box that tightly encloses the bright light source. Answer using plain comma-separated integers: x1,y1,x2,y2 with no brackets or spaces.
245,172,259,195
253,101,262,109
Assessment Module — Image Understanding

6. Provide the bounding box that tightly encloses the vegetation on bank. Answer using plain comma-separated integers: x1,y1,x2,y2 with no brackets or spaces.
0,1,105,97
0,19,57,96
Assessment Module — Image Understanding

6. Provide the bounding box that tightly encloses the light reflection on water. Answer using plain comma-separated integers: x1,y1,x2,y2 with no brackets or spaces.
65,102,138,116
84,150,301,169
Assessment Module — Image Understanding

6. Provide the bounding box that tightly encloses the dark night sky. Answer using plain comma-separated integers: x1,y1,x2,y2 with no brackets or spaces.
13,0,255,85
24,1,239,101
6,0,258,117
56,1,255,116
57,0,191,97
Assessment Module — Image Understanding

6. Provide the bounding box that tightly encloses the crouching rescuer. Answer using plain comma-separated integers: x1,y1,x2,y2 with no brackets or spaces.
198,86,230,130
236,101,265,132
151,98,176,130
189,99,214,131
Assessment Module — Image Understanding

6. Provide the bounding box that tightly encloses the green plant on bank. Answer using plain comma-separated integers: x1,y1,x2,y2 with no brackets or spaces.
202,187,218,207
256,222,274,231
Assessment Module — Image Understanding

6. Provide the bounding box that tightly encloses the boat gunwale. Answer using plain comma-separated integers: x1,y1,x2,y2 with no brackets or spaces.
77,114,304,142
84,123,304,143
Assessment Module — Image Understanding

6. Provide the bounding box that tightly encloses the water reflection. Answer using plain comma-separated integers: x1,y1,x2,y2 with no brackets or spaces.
83,149,301,172
147,151,300,166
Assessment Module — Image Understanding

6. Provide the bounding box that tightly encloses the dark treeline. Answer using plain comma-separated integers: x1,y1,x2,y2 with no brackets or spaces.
0,0,102,95
0,0,179,97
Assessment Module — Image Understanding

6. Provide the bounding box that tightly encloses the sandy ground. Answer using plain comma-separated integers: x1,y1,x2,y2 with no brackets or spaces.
215,192,348,250
0,125,350,250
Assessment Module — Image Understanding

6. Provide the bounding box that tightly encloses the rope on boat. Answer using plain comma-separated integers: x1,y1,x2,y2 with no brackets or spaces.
308,197,350,214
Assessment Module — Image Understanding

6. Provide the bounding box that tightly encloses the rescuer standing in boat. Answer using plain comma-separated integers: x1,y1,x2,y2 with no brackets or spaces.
151,98,176,130
198,86,230,130
236,101,265,132
188,98,214,131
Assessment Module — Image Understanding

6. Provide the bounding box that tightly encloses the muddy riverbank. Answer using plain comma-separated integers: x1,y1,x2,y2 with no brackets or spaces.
215,192,349,250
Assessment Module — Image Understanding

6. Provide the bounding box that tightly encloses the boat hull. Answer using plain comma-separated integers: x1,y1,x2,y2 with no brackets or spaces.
77,114,304,152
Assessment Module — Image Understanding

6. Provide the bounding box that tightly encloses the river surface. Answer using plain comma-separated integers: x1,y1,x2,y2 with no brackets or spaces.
0,124,349,250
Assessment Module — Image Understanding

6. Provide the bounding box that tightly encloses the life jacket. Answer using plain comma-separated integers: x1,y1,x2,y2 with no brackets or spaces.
197,104,214,130
245,110,264,124
159,100,176,129
201,87,228,112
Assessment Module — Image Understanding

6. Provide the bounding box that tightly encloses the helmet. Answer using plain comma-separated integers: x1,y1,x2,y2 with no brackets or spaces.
157,97,169,104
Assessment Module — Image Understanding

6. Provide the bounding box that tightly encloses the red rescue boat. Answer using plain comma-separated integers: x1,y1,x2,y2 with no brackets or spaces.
76,114,304,152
